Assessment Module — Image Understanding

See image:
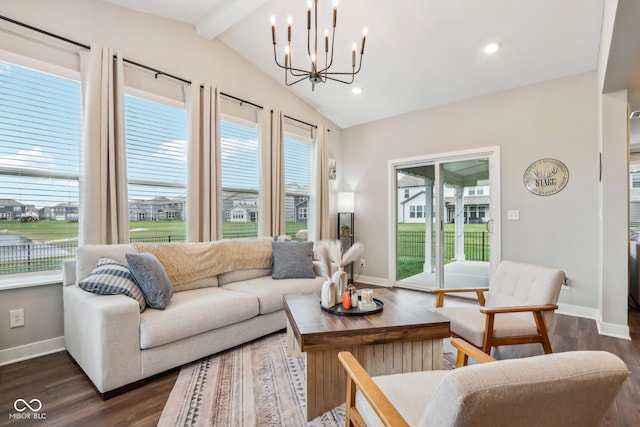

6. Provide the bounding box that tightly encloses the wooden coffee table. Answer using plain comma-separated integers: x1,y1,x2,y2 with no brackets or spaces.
283,290,450,421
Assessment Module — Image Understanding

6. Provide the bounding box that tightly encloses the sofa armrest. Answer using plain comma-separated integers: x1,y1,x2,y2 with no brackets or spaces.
64,284,142,393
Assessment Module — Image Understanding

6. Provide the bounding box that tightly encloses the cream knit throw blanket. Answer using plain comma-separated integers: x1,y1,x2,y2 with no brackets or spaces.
133,238,273,286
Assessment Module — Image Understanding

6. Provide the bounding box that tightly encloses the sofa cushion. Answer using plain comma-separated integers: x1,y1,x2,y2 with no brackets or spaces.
272,241,315,279
126,252,173,310
174,276,219,293
221,275,325,314
139,287,259,349
218,268,272,285
78,257,146,312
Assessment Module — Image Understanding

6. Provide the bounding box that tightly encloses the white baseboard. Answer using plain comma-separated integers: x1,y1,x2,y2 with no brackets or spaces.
596,319,631,340
556,302,599,320
355,275,392,287
0,337,65,366
556,303,630,340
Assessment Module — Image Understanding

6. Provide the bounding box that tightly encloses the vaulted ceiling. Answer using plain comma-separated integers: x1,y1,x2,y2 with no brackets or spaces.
103,0,606,129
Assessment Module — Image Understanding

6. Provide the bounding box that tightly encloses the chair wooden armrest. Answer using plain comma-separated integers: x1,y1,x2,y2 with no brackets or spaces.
450,337,496,367
338,351,409,427
479,304,558,314
431,287,489,307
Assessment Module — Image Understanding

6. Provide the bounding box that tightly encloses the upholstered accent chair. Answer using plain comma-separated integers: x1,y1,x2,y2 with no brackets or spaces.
432,260,565,354
338,338,628,427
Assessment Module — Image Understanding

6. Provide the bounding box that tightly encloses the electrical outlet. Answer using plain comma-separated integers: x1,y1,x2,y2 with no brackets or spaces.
360,259,365,268
10,308,24,328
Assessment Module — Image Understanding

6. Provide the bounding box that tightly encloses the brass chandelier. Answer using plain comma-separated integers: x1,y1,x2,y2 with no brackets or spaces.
270,0,367,91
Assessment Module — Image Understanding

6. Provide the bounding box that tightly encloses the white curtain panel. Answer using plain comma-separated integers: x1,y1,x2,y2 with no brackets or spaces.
258,108,272,237
314,126,331,240
186,84,221,242
79,45,129,245
269,109,285,237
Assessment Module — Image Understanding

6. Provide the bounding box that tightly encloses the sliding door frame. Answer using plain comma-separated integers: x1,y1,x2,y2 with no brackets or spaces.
387,146,501,288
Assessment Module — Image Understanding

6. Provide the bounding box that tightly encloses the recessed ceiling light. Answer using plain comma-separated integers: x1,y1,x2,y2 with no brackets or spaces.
352,87,363,95
483,43,500,54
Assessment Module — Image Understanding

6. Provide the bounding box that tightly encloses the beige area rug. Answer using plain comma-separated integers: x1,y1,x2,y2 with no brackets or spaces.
159,332,456,427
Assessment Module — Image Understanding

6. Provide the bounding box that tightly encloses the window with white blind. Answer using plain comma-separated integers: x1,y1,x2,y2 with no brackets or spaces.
284,133,315,241
124,93,187,243
220,116,260,239
0,59,81,275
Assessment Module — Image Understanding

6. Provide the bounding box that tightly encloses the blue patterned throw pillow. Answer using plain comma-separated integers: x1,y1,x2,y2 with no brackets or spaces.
78,257,146,312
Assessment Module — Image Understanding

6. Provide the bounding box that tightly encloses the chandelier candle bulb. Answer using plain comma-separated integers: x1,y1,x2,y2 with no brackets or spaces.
352,43,356,67
325,29,329,52
361,28,367,54
271,15,276,44
333,2,337,27
287,16,292,42
307,0,311,30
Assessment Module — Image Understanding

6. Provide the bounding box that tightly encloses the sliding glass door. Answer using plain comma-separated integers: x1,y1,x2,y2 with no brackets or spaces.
392,148,498,289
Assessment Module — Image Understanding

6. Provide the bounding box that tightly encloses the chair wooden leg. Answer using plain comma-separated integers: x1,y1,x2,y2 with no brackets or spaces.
533,311,553,354
482,313,495,354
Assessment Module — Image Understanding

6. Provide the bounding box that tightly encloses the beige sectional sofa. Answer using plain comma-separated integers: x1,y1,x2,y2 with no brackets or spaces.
62,238,326,397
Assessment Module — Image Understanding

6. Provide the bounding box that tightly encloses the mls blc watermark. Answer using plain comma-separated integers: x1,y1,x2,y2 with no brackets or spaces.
8,398,46,420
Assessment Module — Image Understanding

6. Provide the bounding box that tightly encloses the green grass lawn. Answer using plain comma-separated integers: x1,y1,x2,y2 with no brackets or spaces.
0,219,311,242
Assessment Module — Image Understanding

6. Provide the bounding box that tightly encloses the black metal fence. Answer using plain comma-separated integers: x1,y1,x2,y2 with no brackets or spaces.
1,232,487,275
397,231,489,261
0,236,186,275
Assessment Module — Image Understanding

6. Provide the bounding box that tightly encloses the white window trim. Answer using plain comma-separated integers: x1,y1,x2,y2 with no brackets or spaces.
0,48,80,80
125,86,185,109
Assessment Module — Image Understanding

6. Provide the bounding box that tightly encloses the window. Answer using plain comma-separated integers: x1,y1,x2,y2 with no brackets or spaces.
0,59,81,275
409,205,424,219
220,116,260,238
404,189,410,199
125,93,187,243
284,133,315,241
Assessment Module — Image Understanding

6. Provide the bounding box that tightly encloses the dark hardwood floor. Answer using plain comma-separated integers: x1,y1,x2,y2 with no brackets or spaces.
1,288,639,426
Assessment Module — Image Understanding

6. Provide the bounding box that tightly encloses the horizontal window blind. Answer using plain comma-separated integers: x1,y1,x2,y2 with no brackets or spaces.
284,134,315,241
220,116,260,239
124,94,187,243
0,59,81,274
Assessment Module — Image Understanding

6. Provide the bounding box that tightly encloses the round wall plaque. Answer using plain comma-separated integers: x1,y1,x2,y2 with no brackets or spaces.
523,158,569,196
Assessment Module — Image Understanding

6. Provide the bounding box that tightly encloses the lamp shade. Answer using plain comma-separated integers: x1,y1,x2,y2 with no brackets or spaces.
338,191,355,212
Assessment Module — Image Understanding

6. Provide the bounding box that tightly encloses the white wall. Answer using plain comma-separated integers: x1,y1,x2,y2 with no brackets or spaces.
0,0,344,358
343,72,603,310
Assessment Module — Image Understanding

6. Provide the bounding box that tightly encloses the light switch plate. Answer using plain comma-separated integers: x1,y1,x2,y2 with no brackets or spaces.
507,210,519,220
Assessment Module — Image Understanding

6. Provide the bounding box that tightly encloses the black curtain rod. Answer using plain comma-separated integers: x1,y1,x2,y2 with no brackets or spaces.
0,14,90,50
220,92,263,110
283,113,317,129
120,57,192,85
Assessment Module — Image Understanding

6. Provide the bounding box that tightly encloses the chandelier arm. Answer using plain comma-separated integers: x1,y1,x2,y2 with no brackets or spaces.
272,44,287,69
285,75,309,86
285,62,314,76
324,74,356,84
